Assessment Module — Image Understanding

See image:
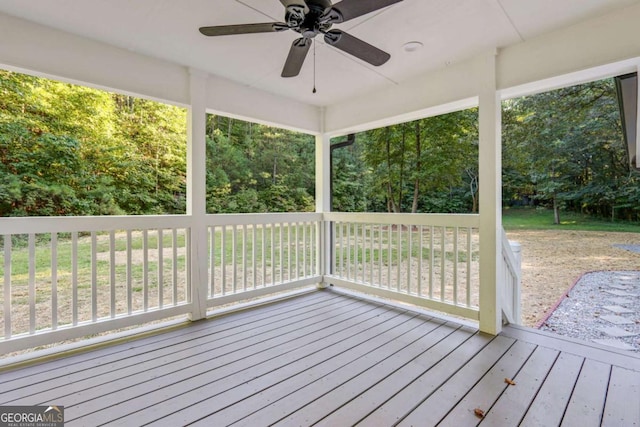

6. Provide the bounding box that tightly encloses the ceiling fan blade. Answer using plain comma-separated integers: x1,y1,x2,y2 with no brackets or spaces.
282,38,312,77
324,30,390,66
280,0,310,14
199,23,287,37
328,0,403,23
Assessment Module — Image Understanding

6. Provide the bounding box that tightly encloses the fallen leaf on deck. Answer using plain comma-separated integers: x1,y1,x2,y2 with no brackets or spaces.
504,378,516,385
474,408,485,418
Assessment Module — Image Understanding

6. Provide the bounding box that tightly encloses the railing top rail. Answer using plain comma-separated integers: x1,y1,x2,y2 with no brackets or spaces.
323,212,480,228
206,212,322,226
0,215,192,235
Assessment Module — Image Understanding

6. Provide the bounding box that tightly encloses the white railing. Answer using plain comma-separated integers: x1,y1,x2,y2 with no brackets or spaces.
324,213,480,321
205,213,322,307
0,215,192,354
1,212,518,354
501,228,522,324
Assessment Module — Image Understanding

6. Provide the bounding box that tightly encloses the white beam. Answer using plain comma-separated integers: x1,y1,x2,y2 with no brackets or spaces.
0,12,189,106
315,111,331,286
187,69,208,321
498,2,640,92
478,52,502,335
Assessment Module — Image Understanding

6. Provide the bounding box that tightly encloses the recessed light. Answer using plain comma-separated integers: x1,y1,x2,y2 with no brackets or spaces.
403,41,423,53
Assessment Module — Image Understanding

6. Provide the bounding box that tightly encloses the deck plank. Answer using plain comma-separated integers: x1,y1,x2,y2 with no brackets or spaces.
356,332,494,426
480,346,559,426
70,301,398,424
519,353,584,427
232,323,466,427
0,289,638,427
123,309,424,426
561,359,611,427
601,366,640,426
314,326,478,427
3,294,363,406
0,290,335,387
199,317,452,426
435,340,537,426
396,335,516,426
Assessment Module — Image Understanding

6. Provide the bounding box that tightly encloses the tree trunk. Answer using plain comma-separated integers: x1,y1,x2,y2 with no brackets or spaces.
412,121,421,213
553,195,560,224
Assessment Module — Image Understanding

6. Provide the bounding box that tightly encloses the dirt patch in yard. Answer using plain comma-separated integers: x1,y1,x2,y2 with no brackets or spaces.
504,229,640,327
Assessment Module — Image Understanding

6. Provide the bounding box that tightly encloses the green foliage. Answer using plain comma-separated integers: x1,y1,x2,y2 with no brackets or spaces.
204,116,315,213
0,70,188,217
503,79,640,222
332,109,479,213
503,207,640,232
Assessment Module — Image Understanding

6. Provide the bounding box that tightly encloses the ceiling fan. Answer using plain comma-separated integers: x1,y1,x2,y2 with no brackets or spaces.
199,0,403,78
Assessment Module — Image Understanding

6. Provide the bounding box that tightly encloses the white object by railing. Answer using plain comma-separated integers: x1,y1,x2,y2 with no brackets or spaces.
501,228,522,325
324,212,480,321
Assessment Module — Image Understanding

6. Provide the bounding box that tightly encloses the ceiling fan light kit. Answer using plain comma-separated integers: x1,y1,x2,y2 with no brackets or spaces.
199,0,403,78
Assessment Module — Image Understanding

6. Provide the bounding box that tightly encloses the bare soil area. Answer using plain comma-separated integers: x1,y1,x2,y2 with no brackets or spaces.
504,229,640,327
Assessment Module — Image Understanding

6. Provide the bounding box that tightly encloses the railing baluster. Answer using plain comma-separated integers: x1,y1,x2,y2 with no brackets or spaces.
408,225,412,294
186,228,192,303
453,227,459,305
72,231,78,325
28,234,36,334
387,225,391,290
210,226,215,297
91,232,98,322
467,227,472,307
158,228,164,308
143,229,149,311
429,226,434,299
338,222,343,277
378,224,382,287
397,224,402,292
271,225,276,285
3,235,11,338
172,228,178,305
279,223,284,283
418,225,423,297
110,230,116,317
243,224,247,292
303,222,307,279
440,227,446,301
262,224,267,287
51,233,58,330
221,225,227,295
287,223,292,281
252,225,257,289
232,224,238,293
346,223,351,280
126,230,132,315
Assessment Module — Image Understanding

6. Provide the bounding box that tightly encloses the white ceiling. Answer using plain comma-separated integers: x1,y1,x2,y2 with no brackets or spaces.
0,0,638,107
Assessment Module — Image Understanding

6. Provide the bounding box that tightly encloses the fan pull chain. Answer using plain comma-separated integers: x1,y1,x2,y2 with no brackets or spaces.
312,40,317,94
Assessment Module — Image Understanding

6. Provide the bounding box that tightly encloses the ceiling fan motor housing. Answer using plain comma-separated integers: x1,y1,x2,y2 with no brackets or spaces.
287,1,335,38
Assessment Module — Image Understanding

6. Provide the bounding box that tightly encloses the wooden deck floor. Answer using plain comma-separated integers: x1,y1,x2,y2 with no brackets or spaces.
1,289,639,426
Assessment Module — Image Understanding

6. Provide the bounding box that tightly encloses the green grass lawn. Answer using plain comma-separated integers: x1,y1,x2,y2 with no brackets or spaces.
503,208,640,233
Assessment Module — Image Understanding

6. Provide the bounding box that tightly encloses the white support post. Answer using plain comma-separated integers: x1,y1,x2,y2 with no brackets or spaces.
478,51,503,335
187,68,209,321
316,130,331,287
636,63,640,167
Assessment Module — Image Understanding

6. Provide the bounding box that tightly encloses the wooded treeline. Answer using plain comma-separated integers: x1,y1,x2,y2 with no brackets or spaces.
335,78,639,222
1,70,638,221
503,79,640,222
0,70,315,216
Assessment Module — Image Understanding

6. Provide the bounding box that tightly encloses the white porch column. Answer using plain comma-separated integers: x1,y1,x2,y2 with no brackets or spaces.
187,68,208,320
316,131,331,287
478,52,503,334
